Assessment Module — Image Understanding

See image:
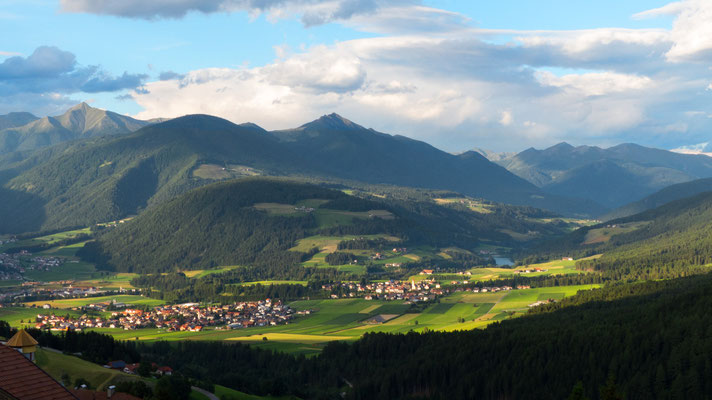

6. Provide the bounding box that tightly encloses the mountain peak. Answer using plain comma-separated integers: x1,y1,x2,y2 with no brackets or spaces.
67,102,95,113
302,113,364,131
548,142,575,151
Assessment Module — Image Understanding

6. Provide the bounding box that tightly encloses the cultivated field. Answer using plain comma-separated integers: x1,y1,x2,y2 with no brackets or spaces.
23,294,165,309
0,285,599,355
583,222,649,245
408,256,597,284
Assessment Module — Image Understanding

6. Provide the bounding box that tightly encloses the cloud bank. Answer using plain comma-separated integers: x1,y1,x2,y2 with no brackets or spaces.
0,46,147,115
59,0,411,26
14,0,712,151
123,0,712,151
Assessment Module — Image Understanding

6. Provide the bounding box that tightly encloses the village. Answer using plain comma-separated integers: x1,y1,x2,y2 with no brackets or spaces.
32,299,295,332
322,277,536,302
0,282,114,303
0,251,64,281
322,279,444,301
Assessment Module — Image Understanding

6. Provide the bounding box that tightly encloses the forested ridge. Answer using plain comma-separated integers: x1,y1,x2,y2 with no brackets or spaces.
520,191,712,280
80,177,563,274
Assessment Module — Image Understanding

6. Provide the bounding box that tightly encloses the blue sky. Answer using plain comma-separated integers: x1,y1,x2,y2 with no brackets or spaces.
1,0,711,152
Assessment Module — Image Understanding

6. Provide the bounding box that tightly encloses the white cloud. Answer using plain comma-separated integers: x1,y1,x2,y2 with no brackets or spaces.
634,0,712,62
633,2,685,19
131,33,677,151
499,110,513,126
107,0,712,151
59,0,416,26
536,71,653,96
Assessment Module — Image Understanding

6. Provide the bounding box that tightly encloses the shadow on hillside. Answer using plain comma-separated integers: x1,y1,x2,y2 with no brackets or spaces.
0,186,47,234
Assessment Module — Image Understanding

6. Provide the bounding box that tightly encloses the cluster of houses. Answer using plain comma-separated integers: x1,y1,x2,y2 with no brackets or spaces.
2,284,111,303
514,267,549,274
322,280,445,302
105,360,173,377
33,299,295,332
0,238,17,246
0,251,65,281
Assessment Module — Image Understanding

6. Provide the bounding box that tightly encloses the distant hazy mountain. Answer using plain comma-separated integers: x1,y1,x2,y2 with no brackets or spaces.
0,113,600,233
497,142,712,210
0,103,150,154
471,148,516,162
603,177,712,220
0,112,38,130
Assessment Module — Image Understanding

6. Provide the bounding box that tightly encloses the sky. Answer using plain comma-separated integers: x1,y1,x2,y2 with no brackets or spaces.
1,0,711,152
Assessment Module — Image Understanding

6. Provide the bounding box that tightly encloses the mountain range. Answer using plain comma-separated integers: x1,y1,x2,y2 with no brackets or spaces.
4,103,712,234
0,108,602,234
493,142,712,210
0,103,150,155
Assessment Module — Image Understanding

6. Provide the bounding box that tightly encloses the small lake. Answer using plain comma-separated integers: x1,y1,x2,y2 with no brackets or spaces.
493,257,514,266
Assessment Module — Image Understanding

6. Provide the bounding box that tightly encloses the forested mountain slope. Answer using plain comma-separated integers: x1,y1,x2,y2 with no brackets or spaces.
524,191,712,280
80,178,564,274
0,114,600,234
0,115,299,233
270,114,602,216
603,177,712,220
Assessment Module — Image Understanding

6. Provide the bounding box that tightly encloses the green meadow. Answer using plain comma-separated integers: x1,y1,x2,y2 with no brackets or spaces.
0,228,91,252
408,256,596,284
24,294,165,309
35,349,141,390
24,261,98,282
0,285,598,355
0,307,85,329
76,273,140,289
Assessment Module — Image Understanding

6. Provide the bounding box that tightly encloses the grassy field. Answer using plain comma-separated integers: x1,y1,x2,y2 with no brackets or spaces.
24,261,98,282
76,273,139,289
9,285,597,355
0,228,91,252
583,222,649,245
294,235,433,275
254,200,394,228
433,197,494,214
408,256,596,284
183,266,242,278
0,307,86,329
35,348,140,390
235,280,308,286
192,163,262,180
36,349,213,400
24,295,165,309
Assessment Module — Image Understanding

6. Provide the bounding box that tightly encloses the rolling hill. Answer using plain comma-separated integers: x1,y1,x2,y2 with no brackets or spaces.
0,112,38,130
526,190,712,280
497,142,712,210
0,113,601,234
0,103,150,155
603,177,712,220
79,177,567,273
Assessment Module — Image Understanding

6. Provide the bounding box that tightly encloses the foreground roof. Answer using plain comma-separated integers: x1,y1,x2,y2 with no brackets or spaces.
0,344,76,400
